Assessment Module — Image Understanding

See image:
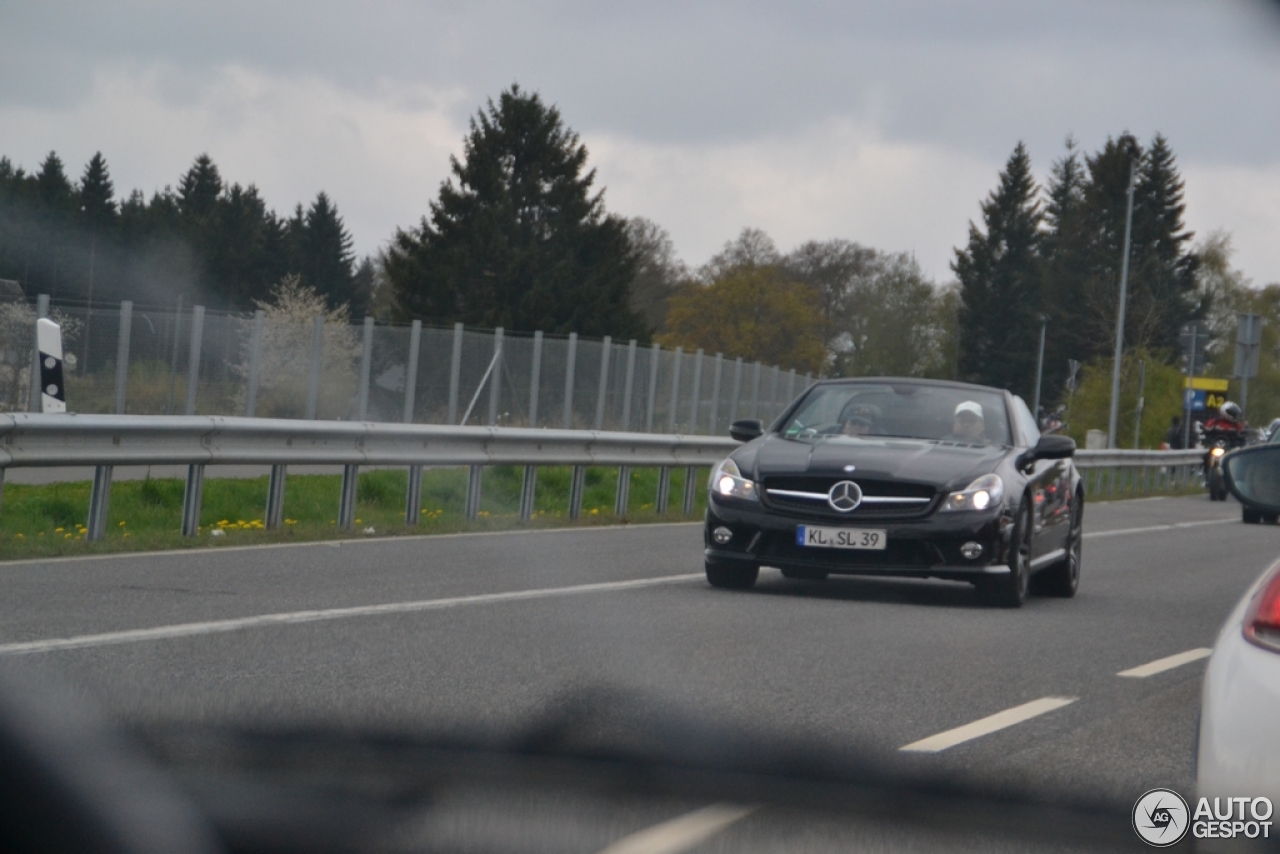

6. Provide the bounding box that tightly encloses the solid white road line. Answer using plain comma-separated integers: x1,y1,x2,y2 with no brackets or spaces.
0,574,703,657
1117,647,1212,678
1083,518,1234,540
899,696,1078,753
596,804,756,854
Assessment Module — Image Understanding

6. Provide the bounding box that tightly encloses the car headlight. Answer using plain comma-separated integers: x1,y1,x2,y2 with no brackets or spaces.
709,458,758,501
941,473,1004,512
1210,446,1226,458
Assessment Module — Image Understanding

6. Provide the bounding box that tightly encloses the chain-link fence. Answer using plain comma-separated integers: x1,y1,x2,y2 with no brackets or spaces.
1,298,814,435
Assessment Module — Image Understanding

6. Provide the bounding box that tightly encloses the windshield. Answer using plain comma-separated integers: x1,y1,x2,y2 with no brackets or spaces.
782,383,1012,445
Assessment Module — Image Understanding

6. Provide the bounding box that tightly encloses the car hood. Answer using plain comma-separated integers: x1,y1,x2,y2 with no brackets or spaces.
742,435,1010,490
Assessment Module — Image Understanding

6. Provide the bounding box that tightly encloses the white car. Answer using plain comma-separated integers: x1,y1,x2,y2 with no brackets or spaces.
1197,556,1280,804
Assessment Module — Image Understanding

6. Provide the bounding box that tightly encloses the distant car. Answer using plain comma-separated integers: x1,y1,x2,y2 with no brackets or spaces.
704,378,1080,607
1197,555,1280,805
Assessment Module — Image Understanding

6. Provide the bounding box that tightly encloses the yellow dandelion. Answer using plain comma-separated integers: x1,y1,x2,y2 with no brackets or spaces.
54,527,64,533
15,533,24,539
64,533,71,539
123,533,131,538
355,518,362,524
117,520,127,527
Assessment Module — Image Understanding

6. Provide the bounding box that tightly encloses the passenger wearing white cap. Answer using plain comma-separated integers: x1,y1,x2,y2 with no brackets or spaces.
946,400,986,443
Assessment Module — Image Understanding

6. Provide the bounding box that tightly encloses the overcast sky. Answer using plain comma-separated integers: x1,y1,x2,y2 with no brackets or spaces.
4,0,1279,287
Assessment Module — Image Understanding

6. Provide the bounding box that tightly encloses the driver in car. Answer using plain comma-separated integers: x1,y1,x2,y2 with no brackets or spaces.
945,401,986,443
839,402,881,437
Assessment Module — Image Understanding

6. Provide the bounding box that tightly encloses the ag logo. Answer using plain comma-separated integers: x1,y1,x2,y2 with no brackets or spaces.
1133,788,1190,846
826,480,862,512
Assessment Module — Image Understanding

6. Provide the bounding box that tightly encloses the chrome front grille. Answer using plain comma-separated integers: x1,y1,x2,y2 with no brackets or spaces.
760,477,935,518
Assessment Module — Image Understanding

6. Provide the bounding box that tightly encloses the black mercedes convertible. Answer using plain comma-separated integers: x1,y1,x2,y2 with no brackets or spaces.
704,378,1081,607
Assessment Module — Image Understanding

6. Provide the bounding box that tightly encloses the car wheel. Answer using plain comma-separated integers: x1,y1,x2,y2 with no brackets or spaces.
705,560,759,590
780,567,828,581
1266,514,1279,524
977,503,1031,608
1035,494,1081,598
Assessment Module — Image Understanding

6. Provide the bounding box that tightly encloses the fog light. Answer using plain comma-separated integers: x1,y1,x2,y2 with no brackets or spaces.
960,541,983,560
713,526,734,545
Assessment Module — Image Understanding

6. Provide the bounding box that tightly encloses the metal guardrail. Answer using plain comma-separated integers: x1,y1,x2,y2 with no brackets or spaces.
0,414,739,540
0,414,1207,541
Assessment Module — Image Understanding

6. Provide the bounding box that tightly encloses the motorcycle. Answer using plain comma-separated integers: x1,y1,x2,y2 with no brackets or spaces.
1204,428,1247,501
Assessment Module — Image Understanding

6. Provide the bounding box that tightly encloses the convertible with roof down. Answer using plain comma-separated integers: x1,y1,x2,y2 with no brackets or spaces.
703,378,1081,607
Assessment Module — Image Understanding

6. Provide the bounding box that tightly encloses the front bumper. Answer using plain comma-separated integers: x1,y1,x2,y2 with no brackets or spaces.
704,495,1013,581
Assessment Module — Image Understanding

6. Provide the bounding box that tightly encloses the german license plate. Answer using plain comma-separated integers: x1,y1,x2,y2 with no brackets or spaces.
796,525,887,550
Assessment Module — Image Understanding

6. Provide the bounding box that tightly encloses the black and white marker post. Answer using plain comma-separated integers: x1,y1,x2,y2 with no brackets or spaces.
36,318,66,414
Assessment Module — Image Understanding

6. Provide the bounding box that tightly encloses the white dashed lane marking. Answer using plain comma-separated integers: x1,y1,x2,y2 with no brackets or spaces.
899,697,1078,753
1117,648,1212,678
597,804,756,854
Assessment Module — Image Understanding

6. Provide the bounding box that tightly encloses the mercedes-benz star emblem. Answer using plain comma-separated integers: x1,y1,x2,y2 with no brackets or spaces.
827,480,863,512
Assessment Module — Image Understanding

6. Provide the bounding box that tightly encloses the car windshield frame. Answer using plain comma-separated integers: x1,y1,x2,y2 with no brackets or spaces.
777,381,1015,447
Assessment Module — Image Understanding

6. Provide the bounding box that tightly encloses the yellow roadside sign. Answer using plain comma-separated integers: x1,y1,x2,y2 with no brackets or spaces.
1184,377,1229,392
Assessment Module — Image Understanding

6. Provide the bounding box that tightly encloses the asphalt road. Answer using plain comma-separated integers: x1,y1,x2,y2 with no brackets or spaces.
0,494,1275,851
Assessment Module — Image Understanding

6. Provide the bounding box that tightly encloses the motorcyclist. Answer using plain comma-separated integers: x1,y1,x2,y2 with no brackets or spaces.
1203,401,1247,501
1203,401,1247,448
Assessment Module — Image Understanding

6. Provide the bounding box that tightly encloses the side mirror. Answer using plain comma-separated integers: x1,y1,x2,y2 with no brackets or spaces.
1017,434,1075,471
730,419,764,443
1224,446,1280,512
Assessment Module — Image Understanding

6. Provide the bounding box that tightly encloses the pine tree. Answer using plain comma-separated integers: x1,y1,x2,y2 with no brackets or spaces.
289,191,359,313
177,154,223,222
1041,137,1091,399
386,85,644,338
952,142,1043,396
78,152,116,232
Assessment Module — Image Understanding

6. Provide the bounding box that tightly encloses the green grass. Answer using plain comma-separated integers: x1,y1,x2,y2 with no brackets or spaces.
0,466,709,560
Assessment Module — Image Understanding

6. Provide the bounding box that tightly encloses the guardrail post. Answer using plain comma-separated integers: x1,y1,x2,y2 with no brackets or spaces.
621,339,637,431
656,467,671,514
184,305,204,416
339,464,359,529
568,465,585,519
594,336,612,430
786,368,796,404
667,347,683,432
181,464,205,537
487,327,503,426
403,320,422,424
466,465,483,520
689,349,704,433
356,316,374,420
405,464,424,525
645,343,660,432
562,332,578,429
245,309,265,417
529,330,543,427
266,465,286,529
520,466,537,521
113,300,132,414
306,316,323,419
682,466,698,515
769,366,781,420
86,465,113,541
709,353,723,436
28,294,49,412
447,322,463,424
614,466,631,517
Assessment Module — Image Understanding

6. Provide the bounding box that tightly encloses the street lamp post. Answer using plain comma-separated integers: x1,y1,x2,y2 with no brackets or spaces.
1107,159,1138,449
1032,314,1048,421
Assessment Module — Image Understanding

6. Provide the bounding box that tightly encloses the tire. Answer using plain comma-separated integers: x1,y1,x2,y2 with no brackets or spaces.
1034,494,1081,598
1265,514,1279,524
781,567,829,581
705,560,759,590
1243,506,1262,524
977,503,1031,608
